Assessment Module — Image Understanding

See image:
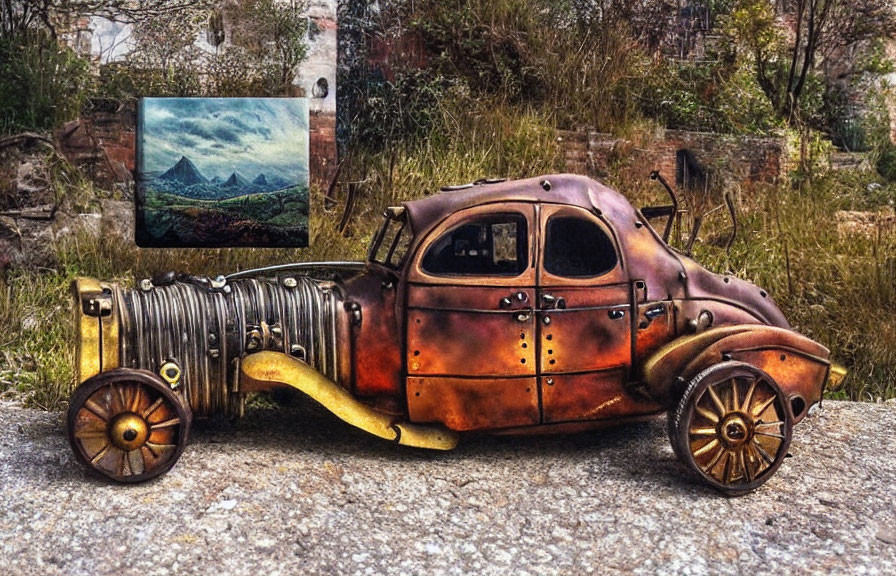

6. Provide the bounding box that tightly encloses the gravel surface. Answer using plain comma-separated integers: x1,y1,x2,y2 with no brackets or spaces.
1,399,894,575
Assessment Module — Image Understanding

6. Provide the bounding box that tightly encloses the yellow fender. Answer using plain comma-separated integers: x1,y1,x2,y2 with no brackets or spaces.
241,351,459,450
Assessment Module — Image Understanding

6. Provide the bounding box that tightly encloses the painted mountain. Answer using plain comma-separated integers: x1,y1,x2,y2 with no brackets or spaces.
158,155,207,186
136,97,310,248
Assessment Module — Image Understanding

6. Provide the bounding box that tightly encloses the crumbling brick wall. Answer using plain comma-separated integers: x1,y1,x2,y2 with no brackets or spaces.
58,102,137,194
561,128,791,189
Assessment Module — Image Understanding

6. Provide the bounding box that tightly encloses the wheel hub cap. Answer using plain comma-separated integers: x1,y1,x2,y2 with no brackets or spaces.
720,414,751,448
108,413,149,451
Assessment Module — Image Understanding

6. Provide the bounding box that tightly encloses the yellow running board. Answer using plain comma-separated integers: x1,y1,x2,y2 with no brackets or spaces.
240,351,459,450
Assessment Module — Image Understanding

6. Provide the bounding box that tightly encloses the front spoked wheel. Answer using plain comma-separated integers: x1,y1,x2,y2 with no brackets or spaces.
67,369,191,483
669,361,793,496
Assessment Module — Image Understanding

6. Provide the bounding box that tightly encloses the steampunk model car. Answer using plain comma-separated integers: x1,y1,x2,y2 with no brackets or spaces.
68,174,845,494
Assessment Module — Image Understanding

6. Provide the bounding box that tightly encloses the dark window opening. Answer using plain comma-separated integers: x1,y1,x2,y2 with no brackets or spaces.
422,214,528,276
676,149,707,191
313,77,329,99
544,217,617,278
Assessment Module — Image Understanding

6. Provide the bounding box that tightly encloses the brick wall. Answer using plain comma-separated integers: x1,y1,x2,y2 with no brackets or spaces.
560,128,791,189
58,102,138,193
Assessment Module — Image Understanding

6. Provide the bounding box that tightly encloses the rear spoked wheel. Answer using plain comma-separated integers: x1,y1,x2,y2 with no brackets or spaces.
67,368,191,483
669,361,792,496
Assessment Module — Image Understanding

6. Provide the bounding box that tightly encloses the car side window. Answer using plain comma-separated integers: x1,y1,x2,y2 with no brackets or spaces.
421,214,528,276
544,216,618,277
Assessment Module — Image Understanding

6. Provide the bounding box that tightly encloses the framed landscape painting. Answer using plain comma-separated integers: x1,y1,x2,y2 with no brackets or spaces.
136,97,310,248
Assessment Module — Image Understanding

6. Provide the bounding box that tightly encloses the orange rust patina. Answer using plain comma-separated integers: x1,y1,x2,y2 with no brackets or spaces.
68,173,843,493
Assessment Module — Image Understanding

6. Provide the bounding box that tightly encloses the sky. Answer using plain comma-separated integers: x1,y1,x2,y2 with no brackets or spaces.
140,98,309,183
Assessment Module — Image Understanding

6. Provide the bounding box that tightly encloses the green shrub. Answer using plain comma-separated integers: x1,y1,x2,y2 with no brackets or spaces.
877,144,896,183
0,30,90,134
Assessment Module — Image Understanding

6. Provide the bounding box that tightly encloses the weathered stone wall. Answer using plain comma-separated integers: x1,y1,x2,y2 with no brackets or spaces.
559,128,792,189
58,102,137,194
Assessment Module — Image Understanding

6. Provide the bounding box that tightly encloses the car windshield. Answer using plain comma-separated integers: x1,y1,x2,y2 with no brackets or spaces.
369,207,413,269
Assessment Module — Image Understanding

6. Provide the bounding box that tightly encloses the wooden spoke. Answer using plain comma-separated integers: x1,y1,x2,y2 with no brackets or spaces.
741,380,757,413
723,451,735,484
83,399,110,422
142,397,164,419
751,394,777,418
696,405,719,423
689,427,718,437
145,442,176,457
706,385,726,414
127,450,145,476
739,449,751,483
90,444,111,465
150,417,181,430
755,420,784,430
74,429,107,440
129,385,142,413
693,438,720,457
753,439,775,465
701,444,726,474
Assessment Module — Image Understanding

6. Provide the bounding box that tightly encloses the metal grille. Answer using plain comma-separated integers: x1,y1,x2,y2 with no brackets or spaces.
118,276,342,417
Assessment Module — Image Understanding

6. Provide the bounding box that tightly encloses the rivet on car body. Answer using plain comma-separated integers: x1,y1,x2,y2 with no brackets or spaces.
541,179,552,191
635,220,644,228
543,316,551,325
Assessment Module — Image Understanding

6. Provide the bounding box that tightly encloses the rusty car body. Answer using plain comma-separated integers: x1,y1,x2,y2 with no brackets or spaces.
68,174,845,494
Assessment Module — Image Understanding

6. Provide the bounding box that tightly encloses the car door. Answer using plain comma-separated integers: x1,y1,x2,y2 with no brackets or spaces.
536,204,635,423
405,203,540,431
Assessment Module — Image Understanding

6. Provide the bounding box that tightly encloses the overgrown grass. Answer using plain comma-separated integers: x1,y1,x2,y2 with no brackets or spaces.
2,100,894,409
610,166,896,401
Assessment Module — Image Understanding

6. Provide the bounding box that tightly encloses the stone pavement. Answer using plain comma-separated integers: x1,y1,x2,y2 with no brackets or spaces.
1,400,894,575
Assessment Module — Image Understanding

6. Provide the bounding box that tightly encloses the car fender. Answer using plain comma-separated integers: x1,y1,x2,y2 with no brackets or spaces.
642,325,832,422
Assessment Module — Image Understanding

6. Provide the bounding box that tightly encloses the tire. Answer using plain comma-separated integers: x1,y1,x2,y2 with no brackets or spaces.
668,361,793,496
67,368,191,483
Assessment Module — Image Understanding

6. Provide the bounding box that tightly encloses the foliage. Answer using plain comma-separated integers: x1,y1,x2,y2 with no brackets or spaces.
345,67,456,149
0,30,89,133
413,0,656,131
641,57,781,135
228,0,310,94
724,0,895,127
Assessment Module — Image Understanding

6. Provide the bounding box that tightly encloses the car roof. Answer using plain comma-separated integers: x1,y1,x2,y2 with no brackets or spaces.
401,174,639,235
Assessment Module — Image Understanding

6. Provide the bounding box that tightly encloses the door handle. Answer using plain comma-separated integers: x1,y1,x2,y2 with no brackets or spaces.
500,291,529,309
541,293,566,310
645,304,666,319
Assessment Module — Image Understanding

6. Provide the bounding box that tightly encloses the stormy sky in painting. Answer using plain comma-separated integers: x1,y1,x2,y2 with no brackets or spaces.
141,98,308,184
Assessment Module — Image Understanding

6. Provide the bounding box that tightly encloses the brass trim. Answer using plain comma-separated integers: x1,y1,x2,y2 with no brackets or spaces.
240,351,459,450
160,361,182,388
827,363,847,391
72,277,103,383
100,282,120,372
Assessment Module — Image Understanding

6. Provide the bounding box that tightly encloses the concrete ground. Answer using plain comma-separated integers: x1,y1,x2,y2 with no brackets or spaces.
0,399,894,576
